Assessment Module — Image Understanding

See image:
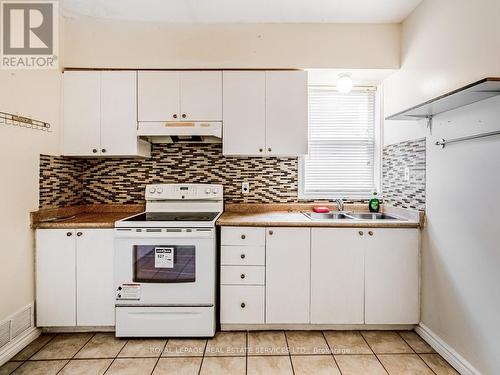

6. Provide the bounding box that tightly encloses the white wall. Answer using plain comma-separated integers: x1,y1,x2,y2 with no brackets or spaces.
382,0,500,373
63,17,400,69
0,71,61,321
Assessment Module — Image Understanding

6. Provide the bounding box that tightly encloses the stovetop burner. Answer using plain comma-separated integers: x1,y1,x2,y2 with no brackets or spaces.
123,212,219,222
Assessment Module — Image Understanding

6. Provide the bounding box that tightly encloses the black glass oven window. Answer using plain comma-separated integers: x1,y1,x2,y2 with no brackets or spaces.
133,245,195,283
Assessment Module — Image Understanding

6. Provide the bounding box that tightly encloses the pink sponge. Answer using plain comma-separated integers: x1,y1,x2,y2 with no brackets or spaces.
313,206,331,213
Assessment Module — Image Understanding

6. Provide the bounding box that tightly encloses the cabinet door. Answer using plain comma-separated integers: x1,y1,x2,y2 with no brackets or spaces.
180,71,222,121
311,228,365,324
63,71,101,156
101,71,138,156
265,71,308,156
266,227,310,323
76,229,115,326
36,230,76,326
365,229,420,324
222,71,266,156
138,71,180,121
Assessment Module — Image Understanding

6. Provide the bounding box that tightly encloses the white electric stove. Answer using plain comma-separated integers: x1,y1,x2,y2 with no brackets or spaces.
114,183,223,337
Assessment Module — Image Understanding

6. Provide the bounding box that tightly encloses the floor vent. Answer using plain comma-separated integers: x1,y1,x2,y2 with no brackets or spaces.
11,306,32,340
0,321,10,350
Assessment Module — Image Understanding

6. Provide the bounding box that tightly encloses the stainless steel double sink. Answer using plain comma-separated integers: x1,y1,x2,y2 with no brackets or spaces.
303,212,404,221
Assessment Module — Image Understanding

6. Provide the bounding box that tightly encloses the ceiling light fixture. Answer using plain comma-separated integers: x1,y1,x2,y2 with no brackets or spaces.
337,73,353,93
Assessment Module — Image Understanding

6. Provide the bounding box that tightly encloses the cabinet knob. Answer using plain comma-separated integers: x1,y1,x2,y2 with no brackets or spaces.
182,114,187,118
268,147,272,152
240,254,246,259
240,302,246,308
77,232,83,237
101,149,106,153
358,231,364,236
66,232,72,237
92,149,98,154
240,274,246,279
269,230,273,235
117,294,122,298
173,114,178,119
259,148,263,152
368,231,374,236
241,234,246,240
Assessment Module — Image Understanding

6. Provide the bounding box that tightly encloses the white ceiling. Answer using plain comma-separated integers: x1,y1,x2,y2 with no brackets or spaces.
62,0,423,23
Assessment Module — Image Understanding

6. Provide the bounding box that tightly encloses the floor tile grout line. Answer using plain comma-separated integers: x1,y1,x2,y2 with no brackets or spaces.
149,339,169,375
283,330,295,375
197,336,208,375
416,353,440,375
359,330,390,375
23,333,57,361
396,331,417,354
321,330,343,374
54,332,96,374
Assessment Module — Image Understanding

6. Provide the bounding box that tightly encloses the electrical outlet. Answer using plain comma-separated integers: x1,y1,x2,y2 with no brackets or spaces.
404,167,410,181
241,182,250,194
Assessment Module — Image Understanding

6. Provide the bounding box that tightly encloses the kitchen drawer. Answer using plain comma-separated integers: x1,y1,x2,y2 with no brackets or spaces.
221,227,265,246
221,285,265,324
221,245,265,266
221,266,265,285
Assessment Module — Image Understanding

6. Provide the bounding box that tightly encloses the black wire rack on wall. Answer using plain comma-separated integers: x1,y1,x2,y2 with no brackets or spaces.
0,111,51,131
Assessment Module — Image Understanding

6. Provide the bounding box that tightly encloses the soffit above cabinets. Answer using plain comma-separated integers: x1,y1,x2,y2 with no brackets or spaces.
62,0,422,23
386,77,500,121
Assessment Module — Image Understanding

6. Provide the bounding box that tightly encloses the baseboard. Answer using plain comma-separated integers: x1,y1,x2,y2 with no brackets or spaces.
0,327,40,366
222,323,416,331
415,323,481,375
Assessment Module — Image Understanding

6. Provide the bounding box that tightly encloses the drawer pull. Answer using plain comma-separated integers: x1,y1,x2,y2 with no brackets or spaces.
368,231,374,236
240,302,246,308
76,232,83,237
241,234,246,239
66,232,72,237
269,230,273,235
240,274,246,279
359,231,364,236
240,254,246,259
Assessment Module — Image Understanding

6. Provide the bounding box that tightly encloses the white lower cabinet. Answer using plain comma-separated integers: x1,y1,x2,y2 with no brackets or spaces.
220,225,419,327
311,228,365,324
266,228,310,324
221,286,265,324
365,228,420,324
36,229,114,327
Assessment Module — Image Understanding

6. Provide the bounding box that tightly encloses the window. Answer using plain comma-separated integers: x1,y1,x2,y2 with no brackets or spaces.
300,86,380,199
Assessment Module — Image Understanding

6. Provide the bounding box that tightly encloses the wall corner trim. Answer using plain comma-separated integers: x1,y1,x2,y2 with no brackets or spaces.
416,323,481,375
0,327,41,366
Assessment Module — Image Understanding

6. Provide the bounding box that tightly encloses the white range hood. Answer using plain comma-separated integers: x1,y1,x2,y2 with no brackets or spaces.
138,121,222,143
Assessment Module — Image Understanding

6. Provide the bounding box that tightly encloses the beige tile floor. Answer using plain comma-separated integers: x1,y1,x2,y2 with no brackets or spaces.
0,330,459,375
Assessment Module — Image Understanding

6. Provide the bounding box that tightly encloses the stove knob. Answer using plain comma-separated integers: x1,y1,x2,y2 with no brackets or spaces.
212,188,219,195
157,187,163,193
205,188,211,194
149,187,156,193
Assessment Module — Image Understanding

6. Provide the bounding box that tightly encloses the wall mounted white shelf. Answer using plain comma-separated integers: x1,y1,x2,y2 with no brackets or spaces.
386,77,500,122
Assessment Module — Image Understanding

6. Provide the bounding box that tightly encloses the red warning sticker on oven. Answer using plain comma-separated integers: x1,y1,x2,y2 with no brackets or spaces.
155,247,174,268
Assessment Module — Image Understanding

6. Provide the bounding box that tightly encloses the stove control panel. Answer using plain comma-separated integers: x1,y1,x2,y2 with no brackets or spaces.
145,183,223,201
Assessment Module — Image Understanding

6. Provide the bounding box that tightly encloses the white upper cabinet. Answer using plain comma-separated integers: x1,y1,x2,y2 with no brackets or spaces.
138,71,222,122
138,71,180,121
311,228,365,324
180,71,222,121
223,71,266,156
222,70,308,156
266,71,308,156
63,71,150,157
365,229,420,324
63,71,101,156
101,71,140,156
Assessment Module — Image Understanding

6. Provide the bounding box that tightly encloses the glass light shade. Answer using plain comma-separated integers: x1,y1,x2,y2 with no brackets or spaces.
337,74,353,93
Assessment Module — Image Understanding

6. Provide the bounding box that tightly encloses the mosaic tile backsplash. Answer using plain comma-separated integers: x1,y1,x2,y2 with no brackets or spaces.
382,138,426,210
40,144,299,209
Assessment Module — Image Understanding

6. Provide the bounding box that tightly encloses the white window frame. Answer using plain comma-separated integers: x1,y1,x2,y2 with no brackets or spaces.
298,85,382,200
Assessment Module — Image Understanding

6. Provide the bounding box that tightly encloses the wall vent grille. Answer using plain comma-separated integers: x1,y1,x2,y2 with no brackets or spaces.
11,306,32,340
0,320,10,350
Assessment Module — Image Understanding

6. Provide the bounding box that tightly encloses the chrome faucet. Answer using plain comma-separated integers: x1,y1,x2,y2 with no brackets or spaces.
334,199,345,212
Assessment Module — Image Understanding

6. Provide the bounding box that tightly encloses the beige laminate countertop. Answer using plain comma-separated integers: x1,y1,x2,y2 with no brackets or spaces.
31,204,144,229
217,204,424,228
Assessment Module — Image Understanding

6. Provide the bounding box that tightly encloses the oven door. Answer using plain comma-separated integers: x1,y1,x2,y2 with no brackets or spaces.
114,228,215,306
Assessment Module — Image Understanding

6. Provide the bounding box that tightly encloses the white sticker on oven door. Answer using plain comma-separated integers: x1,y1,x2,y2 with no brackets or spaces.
155,247,174,268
